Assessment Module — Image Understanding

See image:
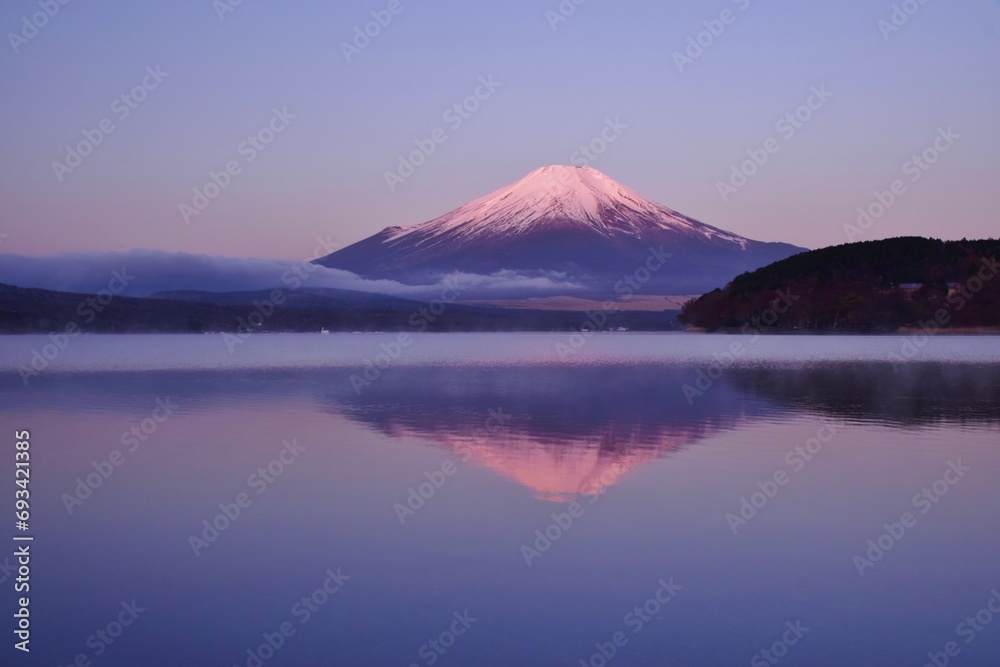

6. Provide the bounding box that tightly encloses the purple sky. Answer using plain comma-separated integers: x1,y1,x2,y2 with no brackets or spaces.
1,0,998,260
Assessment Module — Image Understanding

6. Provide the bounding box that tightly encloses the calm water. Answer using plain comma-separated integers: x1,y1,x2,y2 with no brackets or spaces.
1,334,999,667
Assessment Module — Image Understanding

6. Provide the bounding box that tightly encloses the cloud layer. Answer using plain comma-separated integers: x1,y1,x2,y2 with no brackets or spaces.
0,250,584,300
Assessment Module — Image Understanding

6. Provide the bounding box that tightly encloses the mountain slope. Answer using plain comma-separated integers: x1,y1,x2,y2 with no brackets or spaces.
317,166,805,296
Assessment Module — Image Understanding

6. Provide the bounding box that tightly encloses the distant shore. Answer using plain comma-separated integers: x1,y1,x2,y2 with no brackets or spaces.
681,327,1000,335
896,326,1000,335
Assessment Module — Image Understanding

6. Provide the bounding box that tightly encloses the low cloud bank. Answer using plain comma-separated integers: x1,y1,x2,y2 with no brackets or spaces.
0,250,584,300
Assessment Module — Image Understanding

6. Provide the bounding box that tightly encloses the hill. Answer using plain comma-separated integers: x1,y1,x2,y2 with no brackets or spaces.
678,237,1000,332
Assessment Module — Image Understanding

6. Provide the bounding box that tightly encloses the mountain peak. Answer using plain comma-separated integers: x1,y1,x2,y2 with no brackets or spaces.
515,165,623,204
508,163,606,186
318,166,806,296
385,165,746,245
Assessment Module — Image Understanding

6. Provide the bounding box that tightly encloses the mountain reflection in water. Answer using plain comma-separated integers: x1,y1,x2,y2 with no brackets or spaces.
320,363,1000,500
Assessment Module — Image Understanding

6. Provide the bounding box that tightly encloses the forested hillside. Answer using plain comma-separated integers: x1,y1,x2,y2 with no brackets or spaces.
679,238,1000,332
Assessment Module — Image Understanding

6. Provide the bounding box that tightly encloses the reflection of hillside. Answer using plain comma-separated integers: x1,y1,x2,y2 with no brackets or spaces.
321,365,767,501
727,363,1000,426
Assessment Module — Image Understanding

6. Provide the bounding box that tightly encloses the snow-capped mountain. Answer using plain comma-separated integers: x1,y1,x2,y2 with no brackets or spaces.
317,166,805,296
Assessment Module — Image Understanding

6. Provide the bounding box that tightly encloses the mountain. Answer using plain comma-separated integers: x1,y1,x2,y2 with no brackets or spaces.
679,237,1000,332
317,165,805,296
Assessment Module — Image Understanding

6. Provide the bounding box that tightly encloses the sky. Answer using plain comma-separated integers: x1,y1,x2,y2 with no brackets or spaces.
1,0,998,260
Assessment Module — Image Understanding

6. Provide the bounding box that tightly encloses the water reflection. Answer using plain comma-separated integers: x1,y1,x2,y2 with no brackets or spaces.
728,362,1000,426
2,362,997,504
318,363,1000,500
2,352,999,666
317,365,764,501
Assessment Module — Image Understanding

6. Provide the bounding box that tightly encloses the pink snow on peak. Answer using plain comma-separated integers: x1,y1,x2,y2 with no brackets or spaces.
386,165,748,247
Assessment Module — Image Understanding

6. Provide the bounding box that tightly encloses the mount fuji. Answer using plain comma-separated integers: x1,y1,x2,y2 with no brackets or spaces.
317,166,805,297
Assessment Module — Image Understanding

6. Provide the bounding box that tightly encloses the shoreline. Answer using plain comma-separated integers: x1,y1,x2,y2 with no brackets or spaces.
3,328,1000,337
682,327,1000,335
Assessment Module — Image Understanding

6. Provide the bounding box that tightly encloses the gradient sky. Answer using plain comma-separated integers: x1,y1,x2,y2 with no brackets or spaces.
1,0,998,260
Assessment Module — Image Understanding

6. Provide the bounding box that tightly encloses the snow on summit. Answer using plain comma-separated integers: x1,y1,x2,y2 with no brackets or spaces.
317,165,805,296
386,165,748,247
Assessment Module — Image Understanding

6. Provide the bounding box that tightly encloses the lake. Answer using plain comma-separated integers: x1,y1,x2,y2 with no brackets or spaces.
1,333,999,666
